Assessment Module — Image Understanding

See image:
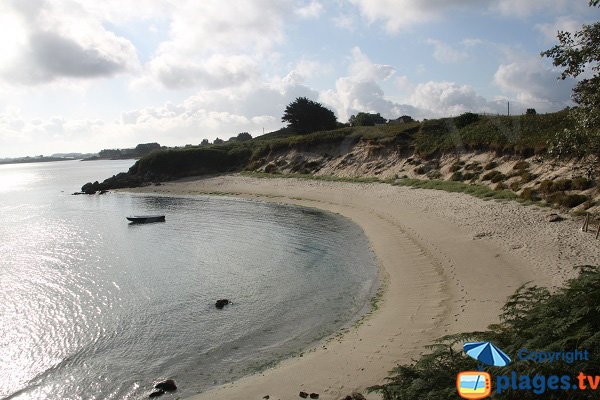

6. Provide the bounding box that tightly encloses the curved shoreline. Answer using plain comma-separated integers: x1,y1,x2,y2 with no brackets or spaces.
125,174,600,400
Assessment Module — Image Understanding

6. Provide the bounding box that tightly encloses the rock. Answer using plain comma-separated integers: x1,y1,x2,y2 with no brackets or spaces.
154,379,177,392
263,396,270,399
310,393,319,399
299,391,309,398
215,299,230,309
154,182,162,186
99,190,109,195
547,213,564,222
72,192,84,195
149,389,164,398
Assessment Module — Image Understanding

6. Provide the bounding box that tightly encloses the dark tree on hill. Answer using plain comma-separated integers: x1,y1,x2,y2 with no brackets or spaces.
542,0,600,163
200,139,210,146
135,142,161,156
349,112,387,126
526,108,537,115
213,138,224,144
236,132,252,141
282,97,337,134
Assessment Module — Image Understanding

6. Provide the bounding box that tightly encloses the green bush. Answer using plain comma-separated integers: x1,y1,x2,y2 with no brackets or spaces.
450,171,465,181
513,160,530,170
453,112,480,129
572,176,594,190
546,192,589,208
369,266,600,400
482,170,502,181
484,161,498,170
449,163,462,172
520,187,541,201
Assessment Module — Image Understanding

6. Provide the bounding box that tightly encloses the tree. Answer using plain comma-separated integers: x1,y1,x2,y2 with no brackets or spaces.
349,112,387,126
236,132,252,141
200,139,210,146
135,142,161,156
281,97,337,134
525,108,537,115
542,0,600,162
213,138,224,145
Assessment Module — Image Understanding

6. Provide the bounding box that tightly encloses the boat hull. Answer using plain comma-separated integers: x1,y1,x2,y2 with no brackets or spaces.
126,215,166,223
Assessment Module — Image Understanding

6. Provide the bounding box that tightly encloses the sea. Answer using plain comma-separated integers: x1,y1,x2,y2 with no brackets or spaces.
0,160,378,400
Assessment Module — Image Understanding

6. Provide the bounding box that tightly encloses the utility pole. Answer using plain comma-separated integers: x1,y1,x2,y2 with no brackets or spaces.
507,101,510,116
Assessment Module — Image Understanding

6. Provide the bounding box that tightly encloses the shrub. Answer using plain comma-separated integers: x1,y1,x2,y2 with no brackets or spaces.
491,173,507,183
572,176,594,190
495,182,508,191
546,192,589,208
464,162,482,171
510,181,521,191
482,170,501,181
484,161,498,170
427,170,442,179
462,172,480,181
450,171,464,181
553,179,573,191
453,112,480,128
520,187,541,201
513,160,530,170
449,163,462,172
520,171,536,183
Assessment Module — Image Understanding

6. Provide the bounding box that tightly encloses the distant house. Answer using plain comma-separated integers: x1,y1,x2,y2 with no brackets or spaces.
388,115,415,124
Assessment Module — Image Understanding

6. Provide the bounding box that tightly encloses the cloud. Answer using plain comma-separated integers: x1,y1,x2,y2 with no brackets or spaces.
536,16,584,42
409,81,506,116
295,1,324,19
348,0,589,32
494,58,575,110
332,14,355,30
0,0,139,84
147,54,260,90
348,0,480,32
427,39,468,63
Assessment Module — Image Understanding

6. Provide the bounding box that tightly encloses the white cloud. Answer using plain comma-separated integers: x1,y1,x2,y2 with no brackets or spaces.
332,14,355,30
427,39,468,63
348,0,589,32
0,0,139,85
348,0,480,32
320,48,408,121
295,1,324,19
147,54,260,90
494,58,575,111
145,0,292,89
536,16,583,42
409,81,504,117
492,0,585,17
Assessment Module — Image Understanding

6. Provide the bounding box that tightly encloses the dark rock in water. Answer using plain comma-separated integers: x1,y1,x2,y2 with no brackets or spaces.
299,392,309,398
263,396,270,399
215,299,230,309
309,393,319,399
99,190,109,195
154,379,177,392
149,389,164,398
72,192,84,195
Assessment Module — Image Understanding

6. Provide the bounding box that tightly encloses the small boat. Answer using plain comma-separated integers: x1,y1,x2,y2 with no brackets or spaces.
126,215,165,223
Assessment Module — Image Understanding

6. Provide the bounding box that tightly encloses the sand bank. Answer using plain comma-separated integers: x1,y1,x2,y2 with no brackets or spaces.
126,175,600,400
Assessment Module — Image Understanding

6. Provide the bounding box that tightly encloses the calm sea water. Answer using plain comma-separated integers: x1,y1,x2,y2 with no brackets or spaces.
0,160,378,400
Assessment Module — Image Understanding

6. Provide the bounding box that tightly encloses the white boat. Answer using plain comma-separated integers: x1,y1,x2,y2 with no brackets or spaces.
126,215,165,223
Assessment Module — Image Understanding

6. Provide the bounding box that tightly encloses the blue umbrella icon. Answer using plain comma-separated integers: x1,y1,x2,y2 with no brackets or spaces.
463,342,511,367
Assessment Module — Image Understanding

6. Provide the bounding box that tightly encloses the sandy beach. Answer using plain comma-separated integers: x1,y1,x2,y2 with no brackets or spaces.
127,175,600,400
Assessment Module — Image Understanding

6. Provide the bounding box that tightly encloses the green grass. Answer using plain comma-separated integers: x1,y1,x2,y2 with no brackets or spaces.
392,178,518,201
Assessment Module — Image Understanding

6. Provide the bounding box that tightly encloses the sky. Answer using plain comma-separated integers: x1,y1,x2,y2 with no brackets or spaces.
0,0,598,157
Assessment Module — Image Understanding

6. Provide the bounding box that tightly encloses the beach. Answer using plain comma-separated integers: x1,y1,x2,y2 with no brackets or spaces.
128,174,600,400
